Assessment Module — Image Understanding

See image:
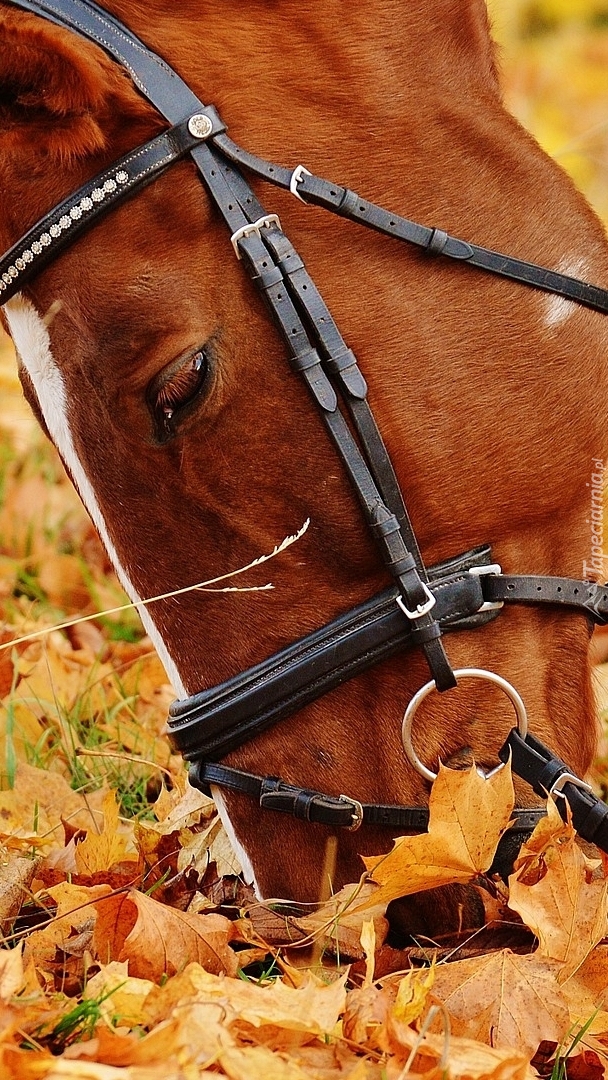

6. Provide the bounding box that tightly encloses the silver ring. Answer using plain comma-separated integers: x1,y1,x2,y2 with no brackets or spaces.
401,667,528,783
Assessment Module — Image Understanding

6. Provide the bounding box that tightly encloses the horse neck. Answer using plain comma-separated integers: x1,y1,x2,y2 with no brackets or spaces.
118,0,499,127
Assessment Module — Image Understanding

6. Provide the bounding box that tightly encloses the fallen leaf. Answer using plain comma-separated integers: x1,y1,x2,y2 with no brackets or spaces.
0,854,40,934
83,961,154,1028
143,962,347,1049
430,948,570,1058
360,762,514,908
75,791,137,877
93,889,238,978
508,799,608,980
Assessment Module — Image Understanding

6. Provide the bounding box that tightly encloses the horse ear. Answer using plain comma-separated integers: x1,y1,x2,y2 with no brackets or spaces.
0,9,158,164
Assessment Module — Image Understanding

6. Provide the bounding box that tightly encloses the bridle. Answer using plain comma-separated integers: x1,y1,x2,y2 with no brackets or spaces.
4,0,608,875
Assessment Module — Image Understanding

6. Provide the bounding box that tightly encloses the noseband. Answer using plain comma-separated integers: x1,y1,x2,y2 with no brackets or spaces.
4,0,608,874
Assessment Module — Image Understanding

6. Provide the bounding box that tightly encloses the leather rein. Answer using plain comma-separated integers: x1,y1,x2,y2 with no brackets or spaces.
4,0,608,874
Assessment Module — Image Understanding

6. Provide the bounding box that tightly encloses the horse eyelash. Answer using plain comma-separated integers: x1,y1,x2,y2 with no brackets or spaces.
156,349,207,415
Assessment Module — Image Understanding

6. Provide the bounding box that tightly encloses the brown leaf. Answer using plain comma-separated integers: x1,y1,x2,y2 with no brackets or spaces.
26,881,111,970
508,799,608,980
359,762,514,908
430,948,570,1058
93,889,238,979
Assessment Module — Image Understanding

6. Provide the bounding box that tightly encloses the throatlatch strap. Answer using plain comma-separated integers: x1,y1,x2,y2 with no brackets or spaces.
500,730,608,851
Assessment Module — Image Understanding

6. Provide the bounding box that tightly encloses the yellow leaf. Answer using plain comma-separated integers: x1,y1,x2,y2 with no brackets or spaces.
360,762,514,907
75,790,136,876
359,920,376,988
393,965,435,1027
219,1045,313,1080
0,943,25,1002
508,798,608,980
84,961,154,1028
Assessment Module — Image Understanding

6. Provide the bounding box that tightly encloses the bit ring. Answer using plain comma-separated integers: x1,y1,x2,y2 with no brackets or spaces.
401,667,528,783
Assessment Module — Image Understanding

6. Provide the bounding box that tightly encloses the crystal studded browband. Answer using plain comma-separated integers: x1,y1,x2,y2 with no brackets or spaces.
0,111,225,305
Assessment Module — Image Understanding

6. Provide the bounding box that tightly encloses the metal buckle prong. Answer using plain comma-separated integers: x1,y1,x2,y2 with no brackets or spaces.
339,794,364,831
549,772,593,798
290,165,312,203
230,214,282,259
396,581,437,621
469,563,505,612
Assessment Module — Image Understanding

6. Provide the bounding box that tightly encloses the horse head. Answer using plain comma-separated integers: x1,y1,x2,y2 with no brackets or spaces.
2,0,608,936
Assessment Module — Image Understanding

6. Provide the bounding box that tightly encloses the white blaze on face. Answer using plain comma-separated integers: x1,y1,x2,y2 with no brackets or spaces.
2,293,260,894
544,258,589,327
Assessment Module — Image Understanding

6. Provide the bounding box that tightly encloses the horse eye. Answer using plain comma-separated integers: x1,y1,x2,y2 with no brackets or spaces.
151,348,208,439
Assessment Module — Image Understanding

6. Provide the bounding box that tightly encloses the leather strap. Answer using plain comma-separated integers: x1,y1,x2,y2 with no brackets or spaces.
0,113,225,304
483,575,608,624
167,545,496,761
214,134,608,316
500,730,608,850
191,760,546,877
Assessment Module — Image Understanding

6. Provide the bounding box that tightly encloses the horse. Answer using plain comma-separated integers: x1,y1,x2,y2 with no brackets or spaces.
2,0,608,938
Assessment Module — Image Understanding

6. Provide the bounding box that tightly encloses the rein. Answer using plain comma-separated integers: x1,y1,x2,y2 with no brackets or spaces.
4,0,608,874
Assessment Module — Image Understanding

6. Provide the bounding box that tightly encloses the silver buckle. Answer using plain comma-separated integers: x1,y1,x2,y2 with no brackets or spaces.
396,581,436,621
290,164,312,203
549,772,593,798
339,795,364,831
230,214,282,259
469,563,505,612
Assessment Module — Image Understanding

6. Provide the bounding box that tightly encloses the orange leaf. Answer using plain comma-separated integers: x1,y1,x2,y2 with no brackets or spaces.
508,799,608,980
360,762,514,907
75,790,137,876
430,949,570,1058
93,889,238,979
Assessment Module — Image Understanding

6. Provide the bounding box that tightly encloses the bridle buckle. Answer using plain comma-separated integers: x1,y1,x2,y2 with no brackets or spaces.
469,563,505,613
396,581,436,620
549,772,593,799
339,794,364,831
231,214,282,258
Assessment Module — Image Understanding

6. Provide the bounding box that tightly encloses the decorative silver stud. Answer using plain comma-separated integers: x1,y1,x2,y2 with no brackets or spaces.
49,224,61,238
188,113,213,140
59,215,71,229
40,233,51,246
91,189,104,202
80,197,93,211
23,250,33,262
31,241,42,254
116,171,128,184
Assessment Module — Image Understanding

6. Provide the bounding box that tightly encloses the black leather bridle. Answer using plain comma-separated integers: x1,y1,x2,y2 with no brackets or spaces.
4,0,608,874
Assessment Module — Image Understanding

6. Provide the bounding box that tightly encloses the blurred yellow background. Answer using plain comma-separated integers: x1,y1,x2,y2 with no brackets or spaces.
489,0,608,223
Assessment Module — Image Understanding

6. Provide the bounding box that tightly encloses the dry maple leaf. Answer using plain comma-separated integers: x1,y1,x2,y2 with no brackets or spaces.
429,949,569,1059
93,889,238,979
142,962,346,1050
508,799,608,981
358,762,514,908
74,790,137,877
